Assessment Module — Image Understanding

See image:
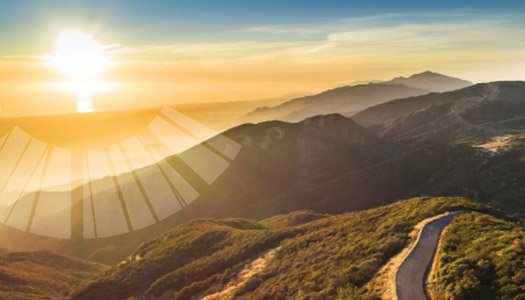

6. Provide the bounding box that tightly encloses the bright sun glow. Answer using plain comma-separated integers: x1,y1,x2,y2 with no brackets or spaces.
46,32,112,78
44,31,117,113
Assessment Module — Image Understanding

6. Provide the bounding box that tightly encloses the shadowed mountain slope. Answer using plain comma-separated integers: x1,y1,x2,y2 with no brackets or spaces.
352,81,525,149
254,143,524,219
2,82,524,263
86,114,398,220
245,83,428,123
244,71,471,123
2,102,524,265
0,114,400,262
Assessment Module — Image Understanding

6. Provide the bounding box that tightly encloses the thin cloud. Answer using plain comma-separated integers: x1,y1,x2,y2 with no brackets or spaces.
125,17,525,62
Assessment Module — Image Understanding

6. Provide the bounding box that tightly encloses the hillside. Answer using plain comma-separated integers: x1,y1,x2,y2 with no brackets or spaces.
352,81,525,149
244,71,471,123
429,212,525,299
0,251,107,300
0,114,400,262
0,199,519,300
70,197,489,299
255,142,524,219
245,83,428,123
2,106,524,264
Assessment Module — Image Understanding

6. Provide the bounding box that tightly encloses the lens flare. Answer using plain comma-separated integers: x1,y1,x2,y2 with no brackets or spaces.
43,31,116,113
45,32,112,78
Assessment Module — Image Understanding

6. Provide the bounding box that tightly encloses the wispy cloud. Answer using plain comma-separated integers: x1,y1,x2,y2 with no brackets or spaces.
242,25,321,36
123,15,525,63
2,11,525,107
242,11,488,37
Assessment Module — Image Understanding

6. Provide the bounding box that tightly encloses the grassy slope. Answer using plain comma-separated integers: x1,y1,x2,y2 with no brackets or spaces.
71,219,295,300
0,251,107,300
261,210,327,228
236,197,485,299
430,212,525,300
71,197,489,300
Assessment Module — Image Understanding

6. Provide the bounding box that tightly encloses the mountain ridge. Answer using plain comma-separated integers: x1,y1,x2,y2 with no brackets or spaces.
387,71,472,92
352,81,525,149
0,114,401,263
244,71,472,123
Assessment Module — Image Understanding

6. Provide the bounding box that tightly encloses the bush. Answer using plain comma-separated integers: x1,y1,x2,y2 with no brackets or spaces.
434,213,525,299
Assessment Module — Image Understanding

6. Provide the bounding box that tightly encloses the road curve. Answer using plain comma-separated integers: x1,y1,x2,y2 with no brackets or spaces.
395,212,461,300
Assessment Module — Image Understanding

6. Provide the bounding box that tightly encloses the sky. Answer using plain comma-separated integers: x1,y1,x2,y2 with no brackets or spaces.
1,0,525,115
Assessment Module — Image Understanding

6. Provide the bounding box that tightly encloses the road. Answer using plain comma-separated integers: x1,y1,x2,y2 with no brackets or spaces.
395,212,461,300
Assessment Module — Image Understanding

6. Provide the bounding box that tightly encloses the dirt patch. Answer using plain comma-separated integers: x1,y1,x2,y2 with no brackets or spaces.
198,247,280,300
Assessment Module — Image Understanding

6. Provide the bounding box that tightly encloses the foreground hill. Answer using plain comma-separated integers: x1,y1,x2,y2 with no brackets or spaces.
71,197,492,299
2,198,520,299
0,251,107,300
244,71,471,123
352,81,525,149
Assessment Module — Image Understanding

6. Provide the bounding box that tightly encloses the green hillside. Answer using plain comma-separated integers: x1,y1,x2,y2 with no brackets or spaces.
2,197,522,300
71,197,488,299
429,212,525,299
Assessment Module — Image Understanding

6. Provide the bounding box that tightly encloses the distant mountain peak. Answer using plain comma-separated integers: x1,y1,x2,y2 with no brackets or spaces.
244,71,472,124
410,70,453,78
353,80,525,149
387,71,472,93
418,70,438,75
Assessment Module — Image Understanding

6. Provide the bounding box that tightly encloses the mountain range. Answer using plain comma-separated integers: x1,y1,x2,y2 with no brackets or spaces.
0,72,523,299
1,79,523,265
244,71,472,123
353,81,525,149
387,70,473,92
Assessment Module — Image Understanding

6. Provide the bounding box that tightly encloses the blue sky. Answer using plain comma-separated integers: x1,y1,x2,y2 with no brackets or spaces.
1,0,525,114
1,0,525,54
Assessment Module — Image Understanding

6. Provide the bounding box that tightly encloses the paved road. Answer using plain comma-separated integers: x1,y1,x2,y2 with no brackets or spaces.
396,212,461,300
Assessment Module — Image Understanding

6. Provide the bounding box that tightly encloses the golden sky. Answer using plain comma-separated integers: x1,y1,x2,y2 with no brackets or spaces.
1,8,525,116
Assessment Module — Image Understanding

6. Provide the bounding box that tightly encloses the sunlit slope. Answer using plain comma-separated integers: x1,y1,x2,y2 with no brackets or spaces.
0,251,107,300
2,198,518,300
429,212,525,299
70,197,491,300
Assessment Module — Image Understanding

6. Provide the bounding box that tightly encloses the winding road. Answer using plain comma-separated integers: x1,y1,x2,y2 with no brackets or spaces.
395,211,462,300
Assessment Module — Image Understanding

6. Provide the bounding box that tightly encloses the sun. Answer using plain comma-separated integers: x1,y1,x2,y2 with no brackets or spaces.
44,31,116,113
46,31,112,78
